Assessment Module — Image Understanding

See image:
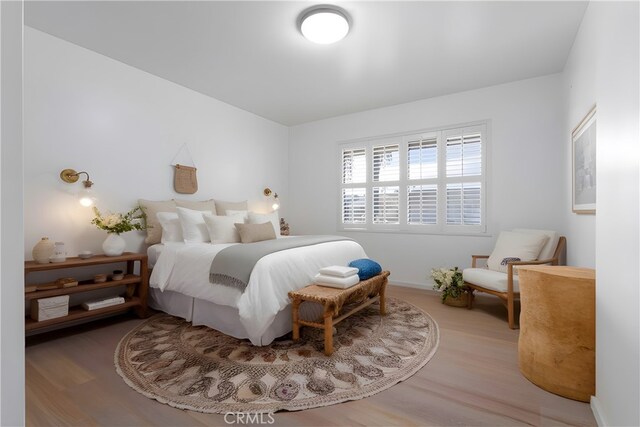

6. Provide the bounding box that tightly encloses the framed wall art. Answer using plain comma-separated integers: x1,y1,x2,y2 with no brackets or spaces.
572,106,596,214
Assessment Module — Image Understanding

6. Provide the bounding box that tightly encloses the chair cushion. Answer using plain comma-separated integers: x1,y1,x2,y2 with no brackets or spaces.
463,268,520,293
512,229,560,261
487,231,549,273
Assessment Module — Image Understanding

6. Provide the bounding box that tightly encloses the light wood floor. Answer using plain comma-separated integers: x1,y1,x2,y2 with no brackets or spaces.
26,286,596,427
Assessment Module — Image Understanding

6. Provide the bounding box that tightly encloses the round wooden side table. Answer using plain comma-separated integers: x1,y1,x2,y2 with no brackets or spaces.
517,265,595,402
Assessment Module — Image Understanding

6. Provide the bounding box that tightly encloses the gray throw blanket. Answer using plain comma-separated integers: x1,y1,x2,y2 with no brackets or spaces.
209,235,351,292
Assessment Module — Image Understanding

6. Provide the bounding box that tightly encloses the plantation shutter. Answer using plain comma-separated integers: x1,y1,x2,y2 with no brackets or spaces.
371,143,400,224
446,183,481,225
372,186,399,224
407,185,437,224
341,146,367,225
407,136,437,180
446,132,482,178
342,148,366,184
342,188,366,224
372,144,399,182
339,123,485,233
444,127,483,226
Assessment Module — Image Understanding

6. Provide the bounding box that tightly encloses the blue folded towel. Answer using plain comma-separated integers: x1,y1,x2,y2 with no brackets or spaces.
348,258,382,280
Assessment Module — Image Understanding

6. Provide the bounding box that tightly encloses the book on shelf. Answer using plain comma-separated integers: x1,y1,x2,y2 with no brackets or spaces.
81,296,125,311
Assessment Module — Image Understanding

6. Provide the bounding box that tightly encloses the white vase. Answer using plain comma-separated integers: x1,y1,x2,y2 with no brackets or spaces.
102,233,126,256
32,237,55,264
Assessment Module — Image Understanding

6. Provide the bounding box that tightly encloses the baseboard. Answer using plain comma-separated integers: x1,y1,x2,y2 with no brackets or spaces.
387,280,436,293
590,396,607,427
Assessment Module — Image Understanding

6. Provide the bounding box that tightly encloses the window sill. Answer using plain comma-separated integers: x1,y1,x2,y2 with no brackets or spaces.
339,228,493,238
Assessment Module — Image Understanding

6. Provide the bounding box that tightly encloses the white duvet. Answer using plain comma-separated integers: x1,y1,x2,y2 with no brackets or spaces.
149,238,367,344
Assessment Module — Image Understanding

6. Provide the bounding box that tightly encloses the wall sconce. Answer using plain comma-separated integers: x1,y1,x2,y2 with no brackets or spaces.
263,187,280,211
60,168,96,207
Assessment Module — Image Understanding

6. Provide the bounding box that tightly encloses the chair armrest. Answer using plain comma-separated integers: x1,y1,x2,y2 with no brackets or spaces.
471,255,490,268
505,258,559,293
507,257,559,267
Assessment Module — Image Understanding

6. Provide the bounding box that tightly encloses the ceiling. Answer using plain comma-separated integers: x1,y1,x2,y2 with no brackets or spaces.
25,1,587,126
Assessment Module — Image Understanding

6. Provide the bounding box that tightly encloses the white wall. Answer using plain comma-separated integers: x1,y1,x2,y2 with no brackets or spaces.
563,2,639,425
592,2,639,426
0,1,25,425
24,27,289,259
562,5,596,267
289,75,565,286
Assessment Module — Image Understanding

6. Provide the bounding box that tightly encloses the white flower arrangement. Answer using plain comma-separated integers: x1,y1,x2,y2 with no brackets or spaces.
431,267,467,302
91,206,145,235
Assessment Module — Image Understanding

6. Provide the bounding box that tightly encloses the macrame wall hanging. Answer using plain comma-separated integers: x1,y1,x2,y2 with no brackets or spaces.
171,144,198,194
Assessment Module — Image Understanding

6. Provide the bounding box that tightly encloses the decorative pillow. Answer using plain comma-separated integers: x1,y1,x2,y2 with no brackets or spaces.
235,222,277,243
156,212,183,243
348,259,382,280
203,214,245,244
487,231,549,273
225,209,249,222
176,207,212,243
175,199,217,215
511,228,560,261
215,200,248,215
248,211,280,238
138,199,177,245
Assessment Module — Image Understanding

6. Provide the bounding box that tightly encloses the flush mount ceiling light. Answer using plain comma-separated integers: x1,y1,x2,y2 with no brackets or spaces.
299,6,350,44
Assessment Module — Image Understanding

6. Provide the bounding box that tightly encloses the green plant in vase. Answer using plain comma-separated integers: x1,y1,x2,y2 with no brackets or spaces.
431,267,467,303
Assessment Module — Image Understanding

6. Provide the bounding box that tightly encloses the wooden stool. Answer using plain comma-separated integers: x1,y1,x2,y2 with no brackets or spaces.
288,271,390,356
518,266,595,402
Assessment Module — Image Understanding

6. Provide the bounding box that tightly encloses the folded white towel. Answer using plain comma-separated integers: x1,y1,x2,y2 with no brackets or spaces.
314,273,360,289
318,265,359,278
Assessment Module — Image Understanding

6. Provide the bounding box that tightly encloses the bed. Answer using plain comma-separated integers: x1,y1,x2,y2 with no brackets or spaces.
148,238,367,345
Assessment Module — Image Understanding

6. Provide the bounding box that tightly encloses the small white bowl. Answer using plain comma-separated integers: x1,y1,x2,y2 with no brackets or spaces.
78,251,93,259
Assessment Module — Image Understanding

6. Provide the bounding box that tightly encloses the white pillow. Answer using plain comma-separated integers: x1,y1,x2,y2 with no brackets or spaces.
248,211,280,238
176,207,212,243
156,212,183,243
225,209,249,221
487,231,549,273
139,199,176,245
203,214,245,244
511,228,560,261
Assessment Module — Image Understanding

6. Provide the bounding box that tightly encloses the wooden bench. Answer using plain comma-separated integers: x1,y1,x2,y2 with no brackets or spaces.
288,271,390,356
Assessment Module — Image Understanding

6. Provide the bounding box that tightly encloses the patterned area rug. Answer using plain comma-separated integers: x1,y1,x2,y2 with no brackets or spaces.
115,297,439,413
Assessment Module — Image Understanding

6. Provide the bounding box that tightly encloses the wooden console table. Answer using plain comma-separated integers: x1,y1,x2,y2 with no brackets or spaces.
25,252,149,333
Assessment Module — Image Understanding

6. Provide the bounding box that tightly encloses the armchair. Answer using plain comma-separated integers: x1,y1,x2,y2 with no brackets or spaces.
463,229,566,329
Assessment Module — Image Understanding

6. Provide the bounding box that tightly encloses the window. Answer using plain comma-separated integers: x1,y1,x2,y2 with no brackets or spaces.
339,123,487,234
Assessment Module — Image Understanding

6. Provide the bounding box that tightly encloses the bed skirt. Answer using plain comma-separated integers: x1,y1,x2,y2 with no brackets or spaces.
148,288,323,346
